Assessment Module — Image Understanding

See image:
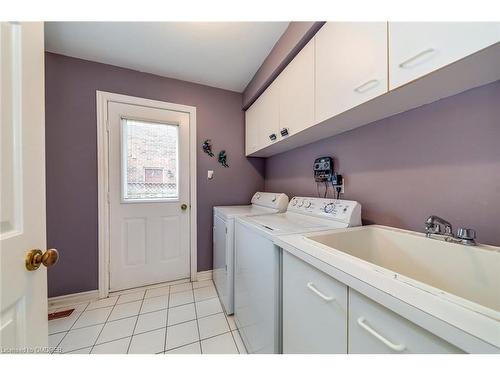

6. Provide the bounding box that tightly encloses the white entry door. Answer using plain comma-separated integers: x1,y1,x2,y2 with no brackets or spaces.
0,22,49,352
108,101,191,292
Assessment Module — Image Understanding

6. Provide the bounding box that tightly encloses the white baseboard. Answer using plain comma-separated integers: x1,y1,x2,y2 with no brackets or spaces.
48,290,99,311
197,270,213,281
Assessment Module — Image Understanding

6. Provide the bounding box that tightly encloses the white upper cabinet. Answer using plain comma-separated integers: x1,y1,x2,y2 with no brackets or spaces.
277,38,315,138
315,22,388,124
389,22,500,89
245,22,500,157
244,104,259,156
245,79,280,155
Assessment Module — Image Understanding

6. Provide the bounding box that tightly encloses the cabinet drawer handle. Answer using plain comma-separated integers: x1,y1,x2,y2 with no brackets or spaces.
354,79,379,93
306,282,334,302
399,48,436,69
357,317,406,352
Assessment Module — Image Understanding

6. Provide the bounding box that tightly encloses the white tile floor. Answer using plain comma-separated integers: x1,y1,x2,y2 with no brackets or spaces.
48,280,246,354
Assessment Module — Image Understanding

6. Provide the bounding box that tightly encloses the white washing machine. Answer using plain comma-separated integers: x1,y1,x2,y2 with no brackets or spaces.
233,196,361,353
213,192,289,315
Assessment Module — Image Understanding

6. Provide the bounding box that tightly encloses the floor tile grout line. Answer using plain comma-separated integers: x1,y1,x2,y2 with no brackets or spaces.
229,330,242,354
210,284,237,353
88,289,124,353
52,302,89,353
212,286,238,353
127,289,149,354
164,340,201,354
51,281,221,354
224,314,240,354
162,285,171,353
51,287,152,353
56,301,200,336
109,278,191,298
191,286,203,354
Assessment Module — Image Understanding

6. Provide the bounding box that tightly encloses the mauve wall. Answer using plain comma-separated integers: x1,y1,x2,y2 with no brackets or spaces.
265,81,500,246
45,52,265,297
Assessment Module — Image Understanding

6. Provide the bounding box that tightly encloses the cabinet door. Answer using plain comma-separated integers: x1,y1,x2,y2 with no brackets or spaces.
282,252,347,353
349,289,463,354
244,106,259,155
278,39,315,138
315,22,388,124
389,22,500,89
244,80,279,155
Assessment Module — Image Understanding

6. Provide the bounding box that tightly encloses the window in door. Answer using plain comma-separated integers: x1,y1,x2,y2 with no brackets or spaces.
121,119,179,201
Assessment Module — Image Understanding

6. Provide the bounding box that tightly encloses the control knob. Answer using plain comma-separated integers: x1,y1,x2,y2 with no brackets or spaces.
324,203,335,213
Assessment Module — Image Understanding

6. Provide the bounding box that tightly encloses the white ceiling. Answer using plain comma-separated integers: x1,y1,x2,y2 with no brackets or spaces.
44,22,289,92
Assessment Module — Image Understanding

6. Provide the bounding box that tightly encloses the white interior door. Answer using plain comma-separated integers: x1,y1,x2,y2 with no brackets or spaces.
1,22,48,352
108,101,191,292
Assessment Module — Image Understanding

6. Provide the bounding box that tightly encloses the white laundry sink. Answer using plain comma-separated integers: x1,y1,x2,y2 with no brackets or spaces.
304,225,500,317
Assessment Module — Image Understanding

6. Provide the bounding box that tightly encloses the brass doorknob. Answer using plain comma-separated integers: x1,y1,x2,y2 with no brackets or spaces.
25,248,59,271
180,204,188,211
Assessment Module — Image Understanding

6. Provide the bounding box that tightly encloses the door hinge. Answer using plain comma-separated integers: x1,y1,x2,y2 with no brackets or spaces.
107,192,110,203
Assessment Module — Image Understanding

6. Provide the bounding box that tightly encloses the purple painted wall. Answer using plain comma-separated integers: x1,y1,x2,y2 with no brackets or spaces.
242,22,325,109
45,52,265,297
265,81,500,246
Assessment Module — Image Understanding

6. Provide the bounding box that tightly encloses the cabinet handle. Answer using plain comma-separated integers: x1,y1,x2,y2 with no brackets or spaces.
357,317,406,352
306,282,334,302
399,48,436,69
354,79,380,93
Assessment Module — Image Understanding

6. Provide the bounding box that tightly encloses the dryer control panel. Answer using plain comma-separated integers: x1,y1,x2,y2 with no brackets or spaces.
288,197,362,226
251,192,289,212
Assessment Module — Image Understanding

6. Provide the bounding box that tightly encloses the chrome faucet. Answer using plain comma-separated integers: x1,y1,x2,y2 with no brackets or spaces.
424,215,477,246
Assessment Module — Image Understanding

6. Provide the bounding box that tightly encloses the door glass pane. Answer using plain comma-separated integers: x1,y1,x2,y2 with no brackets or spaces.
122,119,179,201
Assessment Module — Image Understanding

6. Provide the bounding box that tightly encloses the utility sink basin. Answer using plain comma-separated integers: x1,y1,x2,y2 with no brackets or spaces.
305,225,500,317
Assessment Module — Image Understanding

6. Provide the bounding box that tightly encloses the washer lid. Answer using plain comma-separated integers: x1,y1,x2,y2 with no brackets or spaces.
242,212,348,235
214,205,278,219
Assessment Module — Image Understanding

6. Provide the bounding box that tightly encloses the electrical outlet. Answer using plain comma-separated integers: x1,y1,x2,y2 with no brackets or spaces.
338,179,345,194
333,175,345,195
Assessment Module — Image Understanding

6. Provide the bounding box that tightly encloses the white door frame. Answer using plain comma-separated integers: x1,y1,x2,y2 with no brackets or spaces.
96,91,197,298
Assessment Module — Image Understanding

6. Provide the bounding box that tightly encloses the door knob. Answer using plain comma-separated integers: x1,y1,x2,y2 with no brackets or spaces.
25,248,59,271
180,203,188,211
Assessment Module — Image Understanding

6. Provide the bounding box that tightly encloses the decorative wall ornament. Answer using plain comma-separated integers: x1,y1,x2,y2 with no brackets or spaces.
218,150,229,167
202,139,214,157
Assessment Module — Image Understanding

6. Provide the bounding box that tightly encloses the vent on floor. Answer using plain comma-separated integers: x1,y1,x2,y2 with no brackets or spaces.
48,309,75,321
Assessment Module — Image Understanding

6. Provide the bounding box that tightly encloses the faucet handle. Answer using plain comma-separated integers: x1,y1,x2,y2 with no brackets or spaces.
425,222,440,233
456,228,476,241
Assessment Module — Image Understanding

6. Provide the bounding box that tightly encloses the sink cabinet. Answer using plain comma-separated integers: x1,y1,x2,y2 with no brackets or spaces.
348,289,463,354
282,251,347,353
282,251,465,354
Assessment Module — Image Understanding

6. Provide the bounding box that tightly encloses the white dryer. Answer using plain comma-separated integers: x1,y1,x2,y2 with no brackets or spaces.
213,192,288,315
233,196,361,354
